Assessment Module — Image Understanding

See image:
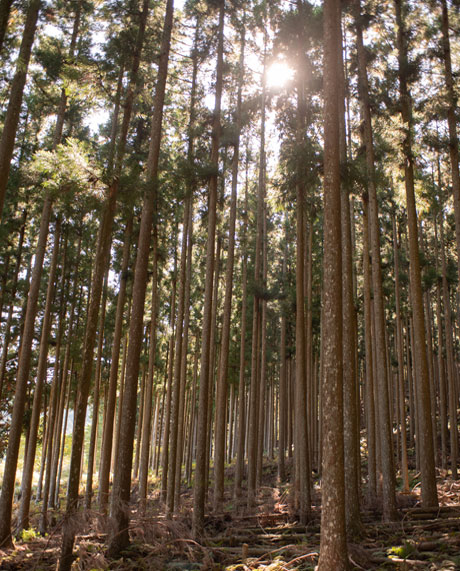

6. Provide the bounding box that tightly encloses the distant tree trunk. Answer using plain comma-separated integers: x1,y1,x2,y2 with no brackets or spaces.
174,205,194,508
362,195,376,499
434,218,448,469
317,0,348,568
160,268,177,501
392,212,410,492
278,220,288,483
214,21,244,510
355,0,396,519
192,0,224,537
440,216,458,479
107,0,174,556
0,208,27,401
167,198,191,515
18,217,61,531
0,0,14,53
234,155,249,497
98,217,133,511
247,44,266,508
138,239,159,507
85,271,109,509
0,0,41,219
0,193,52,548
294,19,311,522
395,0,438,507
439,0,460,290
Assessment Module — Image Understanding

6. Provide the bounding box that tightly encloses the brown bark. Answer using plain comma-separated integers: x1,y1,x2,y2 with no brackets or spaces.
0,194,52,548
107,0,173,556
318,0,348,567
59,3,151,567
214,22,244,509
0,0,14,53
356,0,396,519
0,0,41,219
192,0,224,537
395,0,438,506
234,153,249,496
98,217,133,511
18,217,61,531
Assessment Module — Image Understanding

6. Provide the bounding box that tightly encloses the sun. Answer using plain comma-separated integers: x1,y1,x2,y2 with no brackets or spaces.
266,61,295,89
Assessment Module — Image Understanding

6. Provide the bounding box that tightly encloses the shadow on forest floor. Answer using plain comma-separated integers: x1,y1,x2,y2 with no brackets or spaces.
1,463,460,570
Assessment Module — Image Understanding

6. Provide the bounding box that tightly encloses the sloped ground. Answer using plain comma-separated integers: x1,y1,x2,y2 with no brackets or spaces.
1,465,459,570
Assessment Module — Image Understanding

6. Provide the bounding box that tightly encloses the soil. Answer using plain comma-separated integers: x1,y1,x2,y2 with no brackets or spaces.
1,463,459,570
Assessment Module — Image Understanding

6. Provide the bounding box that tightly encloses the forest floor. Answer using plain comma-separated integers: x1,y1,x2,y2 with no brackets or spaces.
1,462,460,570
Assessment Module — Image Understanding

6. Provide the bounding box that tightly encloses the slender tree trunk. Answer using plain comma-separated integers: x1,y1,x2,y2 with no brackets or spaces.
247,44,266,509
440,216,458,479
0,194,52,548
59,4,151,567
0,0,14,53
84,271,109,509
395,0,438,506
107,0,174,556
234,151,249,496
18,217,61,531
192,0,224,537
167,198,192,514
392,212,410,492
0,0,41,219
355,0,396,518
98,217,133,511
214,22,244,509
0,208,27,401
138,240,159,507
439,0,460,290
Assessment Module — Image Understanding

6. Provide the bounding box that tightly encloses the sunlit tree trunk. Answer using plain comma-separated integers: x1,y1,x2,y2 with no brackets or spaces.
0,0,41,219
18,218,61,531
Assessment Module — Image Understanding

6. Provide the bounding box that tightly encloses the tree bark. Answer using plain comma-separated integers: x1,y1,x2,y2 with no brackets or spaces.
0,0,41,219
107,0,174,556
192,0,224,537
394,0,438,507
318,0,348,568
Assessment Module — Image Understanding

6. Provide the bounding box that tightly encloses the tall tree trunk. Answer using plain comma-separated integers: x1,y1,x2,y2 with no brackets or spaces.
0,0,14,53
339,9,360,536
395,0,438,507
98,217,133,511
0,208,27,401
247,42,266,509
107,0,174,556
84,271,109,509
318,0,348,568
18,217,61,531
234,154,249,496
214,20,244,509
167,198,192,514
0,0,41,219
59,3,151,567
440,215,458,479
439,0,460,291
0,194,52,548
192,0,224,537
138,238,159,507
355,0,396,519
392,211,410,492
